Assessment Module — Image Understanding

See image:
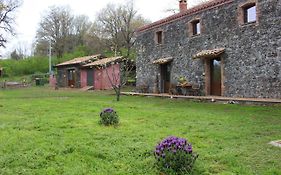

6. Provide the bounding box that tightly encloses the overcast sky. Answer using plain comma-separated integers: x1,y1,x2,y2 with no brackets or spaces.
0,0,201,58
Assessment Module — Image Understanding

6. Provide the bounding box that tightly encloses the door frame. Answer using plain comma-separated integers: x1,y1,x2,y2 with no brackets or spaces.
160,63,171,93
67,68,76,87
87,69,94,86
204,57,224,96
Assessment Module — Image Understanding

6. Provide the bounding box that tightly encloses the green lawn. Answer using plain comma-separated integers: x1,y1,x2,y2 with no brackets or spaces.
0,87,280,175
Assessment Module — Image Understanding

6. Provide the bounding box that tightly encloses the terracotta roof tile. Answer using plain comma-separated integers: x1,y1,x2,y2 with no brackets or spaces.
192,48,225,59
56,54,101,67
137,0,233,33
152,57,173,64
83,56,123,67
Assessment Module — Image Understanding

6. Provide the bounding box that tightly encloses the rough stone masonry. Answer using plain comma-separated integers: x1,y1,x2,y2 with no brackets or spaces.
136,0,281,98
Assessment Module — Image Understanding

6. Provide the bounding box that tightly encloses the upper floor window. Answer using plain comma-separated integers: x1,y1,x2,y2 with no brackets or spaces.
155,31,163,44
188,19,201,37
244,4,256,23
238,1,257,25
192,20,201,35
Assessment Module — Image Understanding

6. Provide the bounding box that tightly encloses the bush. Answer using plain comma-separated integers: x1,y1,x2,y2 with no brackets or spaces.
99,108,119,126
154,136,198,174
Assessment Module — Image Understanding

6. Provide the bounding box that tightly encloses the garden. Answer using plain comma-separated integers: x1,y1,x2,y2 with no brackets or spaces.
0,87,280,174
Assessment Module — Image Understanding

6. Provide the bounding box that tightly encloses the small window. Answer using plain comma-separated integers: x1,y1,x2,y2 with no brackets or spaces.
193,20,201,35
189,19,201,36
244,4,256,23
156,31,163,44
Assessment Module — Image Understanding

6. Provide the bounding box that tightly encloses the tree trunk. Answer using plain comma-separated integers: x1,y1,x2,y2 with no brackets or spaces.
116,87,121,101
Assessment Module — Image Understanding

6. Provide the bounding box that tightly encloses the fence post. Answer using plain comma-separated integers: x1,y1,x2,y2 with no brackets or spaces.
4,80,7,89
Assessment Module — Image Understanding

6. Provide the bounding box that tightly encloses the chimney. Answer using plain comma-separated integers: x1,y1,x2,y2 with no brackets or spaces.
179,0,187,13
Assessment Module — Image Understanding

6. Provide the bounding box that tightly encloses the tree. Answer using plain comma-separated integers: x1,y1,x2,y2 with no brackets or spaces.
10,49,22,60
35,7,100,59
104,58,135,101
96,1,148,101
82,22,108,55
96,1,149,58
36,6,74,58
71,15,91,47
0,0,21,49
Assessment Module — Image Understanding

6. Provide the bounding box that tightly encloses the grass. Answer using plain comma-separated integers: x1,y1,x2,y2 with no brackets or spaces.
0,87,280,175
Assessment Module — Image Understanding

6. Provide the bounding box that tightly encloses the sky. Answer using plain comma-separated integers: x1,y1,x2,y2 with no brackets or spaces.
0,0,201,58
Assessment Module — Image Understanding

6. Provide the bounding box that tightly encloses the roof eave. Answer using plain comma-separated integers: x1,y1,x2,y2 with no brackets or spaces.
136,0,234,34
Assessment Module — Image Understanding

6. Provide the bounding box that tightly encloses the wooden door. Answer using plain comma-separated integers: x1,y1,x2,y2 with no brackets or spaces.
210,58,221,96
68,69,75,87
160,63,171,93
87,69,94,86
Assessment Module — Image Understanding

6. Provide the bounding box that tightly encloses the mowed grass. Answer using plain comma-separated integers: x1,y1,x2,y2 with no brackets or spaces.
0,87,280,175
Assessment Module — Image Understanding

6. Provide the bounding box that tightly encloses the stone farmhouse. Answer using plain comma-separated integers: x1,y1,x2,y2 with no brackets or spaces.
136,0,281,98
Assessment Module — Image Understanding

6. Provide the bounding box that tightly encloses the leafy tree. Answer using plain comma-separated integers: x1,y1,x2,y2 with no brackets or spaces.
0,0,21,49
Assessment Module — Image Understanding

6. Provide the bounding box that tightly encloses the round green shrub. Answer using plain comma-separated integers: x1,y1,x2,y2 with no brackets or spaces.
99,108,119,126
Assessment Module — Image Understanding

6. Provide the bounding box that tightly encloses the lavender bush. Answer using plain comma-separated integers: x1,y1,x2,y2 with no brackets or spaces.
99,108,119,126
154,136,198,174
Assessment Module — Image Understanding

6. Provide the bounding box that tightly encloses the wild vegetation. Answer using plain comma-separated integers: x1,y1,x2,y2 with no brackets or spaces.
35,1,148,59
0,88,280,174
0,46,96,79
0,1,147,86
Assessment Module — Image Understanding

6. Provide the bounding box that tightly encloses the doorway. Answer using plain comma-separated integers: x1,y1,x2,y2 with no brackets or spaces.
87,69,94,86
67,69,76,87
160,63,171,93
210,58,222,96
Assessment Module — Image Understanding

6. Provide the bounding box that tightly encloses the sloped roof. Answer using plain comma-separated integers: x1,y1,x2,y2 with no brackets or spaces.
152,57,173,64
137,0,233,33
192,48,225,59
83,56,123,67
56,54,101,67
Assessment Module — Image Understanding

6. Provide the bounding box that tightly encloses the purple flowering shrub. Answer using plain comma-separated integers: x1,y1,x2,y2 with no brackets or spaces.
99,108,119,126
154,136,198,174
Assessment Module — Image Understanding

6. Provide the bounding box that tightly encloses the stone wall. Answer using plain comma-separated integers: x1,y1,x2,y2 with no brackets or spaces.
136,0,281,98
57,66,81,88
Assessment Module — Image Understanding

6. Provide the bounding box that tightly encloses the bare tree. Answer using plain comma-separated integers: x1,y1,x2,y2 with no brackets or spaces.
10,49,22,60
35,7,99,58
83,22,108,54
16,41,29,58
71,15,91,46
96,3,123,55
96,1,148,101
96,1,149,58
0,0,21,49
36,6,74,58
104,58,135,101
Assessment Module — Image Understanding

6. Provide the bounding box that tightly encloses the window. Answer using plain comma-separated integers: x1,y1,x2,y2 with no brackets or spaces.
188,19,201,36
156,31,163,44
192,20,201,35
238,2,257,25
244,4,256,23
